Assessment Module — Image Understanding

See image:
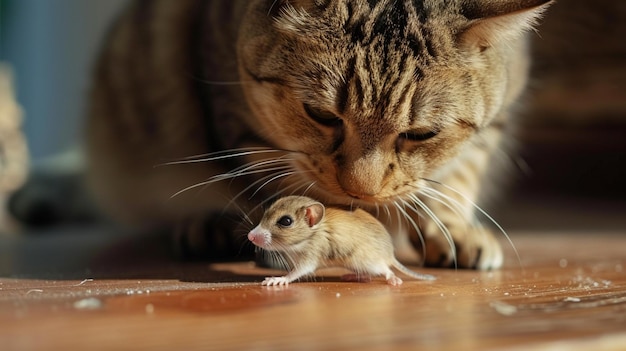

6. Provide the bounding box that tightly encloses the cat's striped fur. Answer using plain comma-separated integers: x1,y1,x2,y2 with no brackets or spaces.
87,0,552,268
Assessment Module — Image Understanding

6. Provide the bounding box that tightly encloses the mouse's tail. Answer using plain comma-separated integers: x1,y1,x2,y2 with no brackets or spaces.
392,259,436,281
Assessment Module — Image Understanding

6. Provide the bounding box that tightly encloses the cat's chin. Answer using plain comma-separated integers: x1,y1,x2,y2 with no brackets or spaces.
305,188,398,209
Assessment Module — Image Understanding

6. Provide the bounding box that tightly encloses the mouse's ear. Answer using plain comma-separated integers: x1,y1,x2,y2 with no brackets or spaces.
305,202,325,228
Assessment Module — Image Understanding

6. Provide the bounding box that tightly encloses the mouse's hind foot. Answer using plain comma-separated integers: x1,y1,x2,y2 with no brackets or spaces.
385,274,403,286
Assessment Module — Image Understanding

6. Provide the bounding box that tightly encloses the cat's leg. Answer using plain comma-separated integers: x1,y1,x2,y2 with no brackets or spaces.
165,172,272,262
408,126,505,270
173,212,256,261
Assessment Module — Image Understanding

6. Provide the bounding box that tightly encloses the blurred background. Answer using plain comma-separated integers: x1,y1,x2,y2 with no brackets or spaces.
0,0,624,238
504,0,626,231
1,0,126,161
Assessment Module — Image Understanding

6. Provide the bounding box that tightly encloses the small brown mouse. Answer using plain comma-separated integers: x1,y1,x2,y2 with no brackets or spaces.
248,196,436,286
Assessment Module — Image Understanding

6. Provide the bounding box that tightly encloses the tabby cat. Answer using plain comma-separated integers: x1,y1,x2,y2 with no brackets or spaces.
86,0,552,269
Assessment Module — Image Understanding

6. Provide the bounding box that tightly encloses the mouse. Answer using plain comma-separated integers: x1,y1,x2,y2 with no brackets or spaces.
247,195,436,286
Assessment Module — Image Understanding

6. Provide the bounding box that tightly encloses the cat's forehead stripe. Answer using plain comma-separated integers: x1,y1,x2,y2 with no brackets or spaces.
342,0,438,61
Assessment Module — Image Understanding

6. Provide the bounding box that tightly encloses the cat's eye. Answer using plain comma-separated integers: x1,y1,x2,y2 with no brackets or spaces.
303,103,342,127
400,129,440,142
277,215,294,227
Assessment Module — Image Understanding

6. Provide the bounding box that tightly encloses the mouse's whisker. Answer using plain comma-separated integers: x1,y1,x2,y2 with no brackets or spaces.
236,230,257,258
266,246,292,272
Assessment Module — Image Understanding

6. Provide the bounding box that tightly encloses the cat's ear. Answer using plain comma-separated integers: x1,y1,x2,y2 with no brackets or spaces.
459,0,554,50
269,0,328,17
271,0,330,35
304,203,325,228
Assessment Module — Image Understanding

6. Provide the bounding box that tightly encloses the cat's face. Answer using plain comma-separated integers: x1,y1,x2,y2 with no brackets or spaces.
237,0,547,205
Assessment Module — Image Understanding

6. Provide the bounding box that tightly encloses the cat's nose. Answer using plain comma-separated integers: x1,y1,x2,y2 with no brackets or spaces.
338,169,383,201
346,190,368,199
340,178,382,201
345,189,378,201
336,148,387,201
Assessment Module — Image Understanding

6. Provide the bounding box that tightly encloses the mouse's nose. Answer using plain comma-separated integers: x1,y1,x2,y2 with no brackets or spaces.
248,231,257,242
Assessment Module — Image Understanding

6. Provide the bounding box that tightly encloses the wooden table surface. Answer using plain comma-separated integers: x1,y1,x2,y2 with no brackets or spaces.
1,228,625,350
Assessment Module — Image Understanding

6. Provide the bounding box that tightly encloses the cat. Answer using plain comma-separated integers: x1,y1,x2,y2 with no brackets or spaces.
68,0,553,269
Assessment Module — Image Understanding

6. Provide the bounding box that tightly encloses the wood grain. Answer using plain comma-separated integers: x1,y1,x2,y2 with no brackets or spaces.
1,231,625,350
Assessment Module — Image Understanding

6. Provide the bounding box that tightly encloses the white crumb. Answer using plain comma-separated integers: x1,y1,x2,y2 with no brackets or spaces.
563,297,581,302
74,279,94,286
73,297,103,310
490,301,518,316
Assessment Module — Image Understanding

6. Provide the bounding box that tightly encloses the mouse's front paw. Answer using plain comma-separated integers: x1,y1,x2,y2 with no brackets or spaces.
262,276,290,286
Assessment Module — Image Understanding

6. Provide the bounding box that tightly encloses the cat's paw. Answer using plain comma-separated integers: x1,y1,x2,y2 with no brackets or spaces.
262,276,290,286
414,226,503,270
8,171,97,227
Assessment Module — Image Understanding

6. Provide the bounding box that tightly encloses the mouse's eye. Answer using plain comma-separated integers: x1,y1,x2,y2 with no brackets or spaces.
277,215,294,227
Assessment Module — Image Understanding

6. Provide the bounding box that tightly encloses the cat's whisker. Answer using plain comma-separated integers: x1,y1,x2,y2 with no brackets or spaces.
156,147,284,167
382,204,392,226
392,200,426,266
188,70,257,86
394,202,404,233
403,195,458,270
286,179,316,197
225,157,293,179
420,178,522,269
204,154,293,178
260,172,316,202
245,174,314,217
197,79,249,86
267,0,279,16
374,202,380,219
169,164,294,199
418,187,467,222
223,170,297,212
228,196,255,226
249,171,300,200
301,181,317,196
